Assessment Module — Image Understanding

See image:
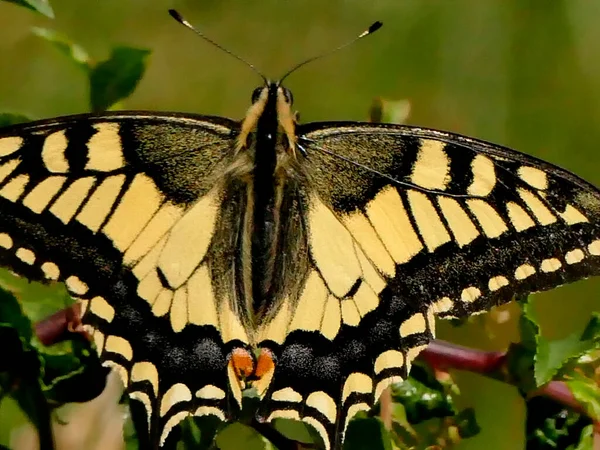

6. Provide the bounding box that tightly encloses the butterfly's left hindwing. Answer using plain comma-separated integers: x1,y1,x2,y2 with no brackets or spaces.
0,113,250,445
255,122,600,450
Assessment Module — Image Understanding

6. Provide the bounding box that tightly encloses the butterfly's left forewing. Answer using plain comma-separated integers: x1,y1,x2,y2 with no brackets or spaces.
0,113,250,445
256,122,600,450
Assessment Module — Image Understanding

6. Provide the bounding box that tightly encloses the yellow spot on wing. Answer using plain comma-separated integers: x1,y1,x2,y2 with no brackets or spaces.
468,155,496,196
137,269,163,306
42,130,69,173
124,202,184,264
354,243,385,294
467,199,508,238
408,190,451,251
133,236,167,281
0,174,29,202
0,136,22,157
308,195,361,297
267,409,301,421
194,406,225,421
0,159,20,184
41,261,59,280
589,240,600,255
65,275,88,295
195,385,226,400
170,286,188,332
306,391,337,423
437,197,479,246
460,286,481,303
105,335,133,360
16,247,35,265
131,361,159,395
518,188,557,225
559,204,588,225
0,233,13,249
518,166,548,190
540,258,561,273
77,174,126,232
49,177,95,223
23,176,67,213
320,294,341,340
352,282,379,317
90,296,115,322
565,249,584,265
158,188,220,289
289,271,327,333
488,275,509,291
92,330,105,353
187,264,219,327
341,372,372,403
515,264,535,280
153,289,173,317
410,140,450,190
343,211,395,277
374,350,404,374
341,299,361,326
506,201,535,231
103,174,162,251
431,297,454,313
85,123,124,171
399,313,427,337
272,387,302,402
366,186,423,263
160,383,192,417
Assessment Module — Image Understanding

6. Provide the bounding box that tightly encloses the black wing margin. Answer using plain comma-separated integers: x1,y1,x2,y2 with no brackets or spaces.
255,122,600,450
0,112,246,445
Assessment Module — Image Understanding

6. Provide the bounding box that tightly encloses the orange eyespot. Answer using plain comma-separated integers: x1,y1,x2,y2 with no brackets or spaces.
230,347,255,379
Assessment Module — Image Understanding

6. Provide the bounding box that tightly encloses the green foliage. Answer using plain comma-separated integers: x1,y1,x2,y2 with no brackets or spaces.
89,47,151,112
1,0,53,18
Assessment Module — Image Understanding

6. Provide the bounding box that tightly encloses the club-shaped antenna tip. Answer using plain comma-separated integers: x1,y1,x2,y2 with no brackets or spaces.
168,9,184,23
369,21,383,33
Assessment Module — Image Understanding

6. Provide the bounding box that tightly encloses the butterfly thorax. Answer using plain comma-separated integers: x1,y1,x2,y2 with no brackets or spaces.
237,83,302,325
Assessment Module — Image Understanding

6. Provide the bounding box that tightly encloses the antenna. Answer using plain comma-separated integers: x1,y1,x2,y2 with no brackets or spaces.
279,21,382,83
168,9,268,84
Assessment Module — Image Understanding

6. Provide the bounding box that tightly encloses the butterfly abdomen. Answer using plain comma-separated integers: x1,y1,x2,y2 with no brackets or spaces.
250,83,284,316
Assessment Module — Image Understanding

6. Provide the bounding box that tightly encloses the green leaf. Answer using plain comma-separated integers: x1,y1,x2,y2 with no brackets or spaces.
535,314,600,386
566,375,600,422
526,396,592,449
0,288,32,340
2,0,54,18
215,423,268,450
369,97,411,124
89,46,151,112
390,365,455,424
535,334,590,386
271,418,314,445
32,27,91,70
345,417,392,450
0,113,32,127
566,424,594,450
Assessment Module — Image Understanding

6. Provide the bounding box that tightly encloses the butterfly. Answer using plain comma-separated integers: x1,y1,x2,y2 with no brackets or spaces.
1,9,600,450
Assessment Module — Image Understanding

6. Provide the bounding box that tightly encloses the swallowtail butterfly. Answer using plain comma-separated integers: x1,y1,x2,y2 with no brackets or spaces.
0,9,599,450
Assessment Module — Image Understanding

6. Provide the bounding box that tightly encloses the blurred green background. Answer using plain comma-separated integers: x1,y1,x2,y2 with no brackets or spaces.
1,0,600,449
